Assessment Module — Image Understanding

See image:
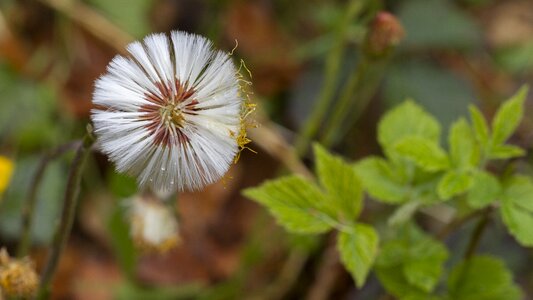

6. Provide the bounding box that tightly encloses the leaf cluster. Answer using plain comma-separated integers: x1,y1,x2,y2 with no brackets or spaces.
244,144,377,287
243,86,529,298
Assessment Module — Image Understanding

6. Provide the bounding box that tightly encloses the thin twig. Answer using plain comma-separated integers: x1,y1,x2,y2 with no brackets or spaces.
17,141,81,257
37,136,94,299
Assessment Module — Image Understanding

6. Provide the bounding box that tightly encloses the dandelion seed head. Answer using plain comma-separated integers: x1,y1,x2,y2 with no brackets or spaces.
91,31,248,192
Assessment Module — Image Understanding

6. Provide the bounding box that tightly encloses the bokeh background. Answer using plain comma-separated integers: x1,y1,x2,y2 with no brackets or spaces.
0,0,532,299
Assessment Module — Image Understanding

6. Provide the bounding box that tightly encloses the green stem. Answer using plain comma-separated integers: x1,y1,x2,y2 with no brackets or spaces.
294,0,365,156
464,207,491,259
319,55,389,147
17,141,81,258
37,135,94,299
436,209,485,241
450,207,491,297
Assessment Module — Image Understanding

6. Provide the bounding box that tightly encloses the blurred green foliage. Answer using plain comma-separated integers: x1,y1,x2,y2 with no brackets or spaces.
0,156,65,244
398,0,481,50
0,65,64,150
0,63,69,244
383,61,477,129
86,0,151,38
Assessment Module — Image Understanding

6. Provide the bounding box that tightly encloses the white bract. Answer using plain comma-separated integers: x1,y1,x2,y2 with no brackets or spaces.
91,31,242,192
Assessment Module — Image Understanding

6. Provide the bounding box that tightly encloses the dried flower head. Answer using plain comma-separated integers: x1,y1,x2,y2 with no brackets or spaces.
0,248,39,299
129,194,180,253
91,31,249,192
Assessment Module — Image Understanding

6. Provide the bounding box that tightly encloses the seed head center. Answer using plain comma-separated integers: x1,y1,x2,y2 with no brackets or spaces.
160,104,184,128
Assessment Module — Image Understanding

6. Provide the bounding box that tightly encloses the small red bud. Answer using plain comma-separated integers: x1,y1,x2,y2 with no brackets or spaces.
365,12,405,58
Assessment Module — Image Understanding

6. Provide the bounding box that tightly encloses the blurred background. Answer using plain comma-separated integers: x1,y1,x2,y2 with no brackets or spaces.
0,0,532,299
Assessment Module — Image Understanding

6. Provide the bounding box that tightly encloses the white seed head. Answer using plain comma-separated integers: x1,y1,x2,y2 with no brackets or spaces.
91,31,243,192
129,195,180,253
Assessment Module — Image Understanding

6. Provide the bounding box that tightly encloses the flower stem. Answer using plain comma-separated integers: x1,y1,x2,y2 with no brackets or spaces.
37,135,94,299
17,141,81,258
319,55,389,147
294,0,365,156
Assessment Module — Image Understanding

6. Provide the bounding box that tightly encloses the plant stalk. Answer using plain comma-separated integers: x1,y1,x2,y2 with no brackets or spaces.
17,141,81,258
464,207,491,259
294,0,365,156
319,56,389,147
37,135,93,299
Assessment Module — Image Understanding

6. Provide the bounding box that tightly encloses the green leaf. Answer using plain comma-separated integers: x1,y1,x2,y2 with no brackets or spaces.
243,176,332,234
437,170,472,200
376,224,448,296
337,223,379,288
388,201,422,226
491,85,528,145
487,144,525,160
449,118,479,168
448,256,522,300
378,100,441,150
500,175,533,246
375,267,431,300
403,239,448,292
314,144,362,221
500,203,533,247
502,176,533,212
468,105,490,148
412,177,441,204
354,157,408,204
466,171,500,209
394,136,450,171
